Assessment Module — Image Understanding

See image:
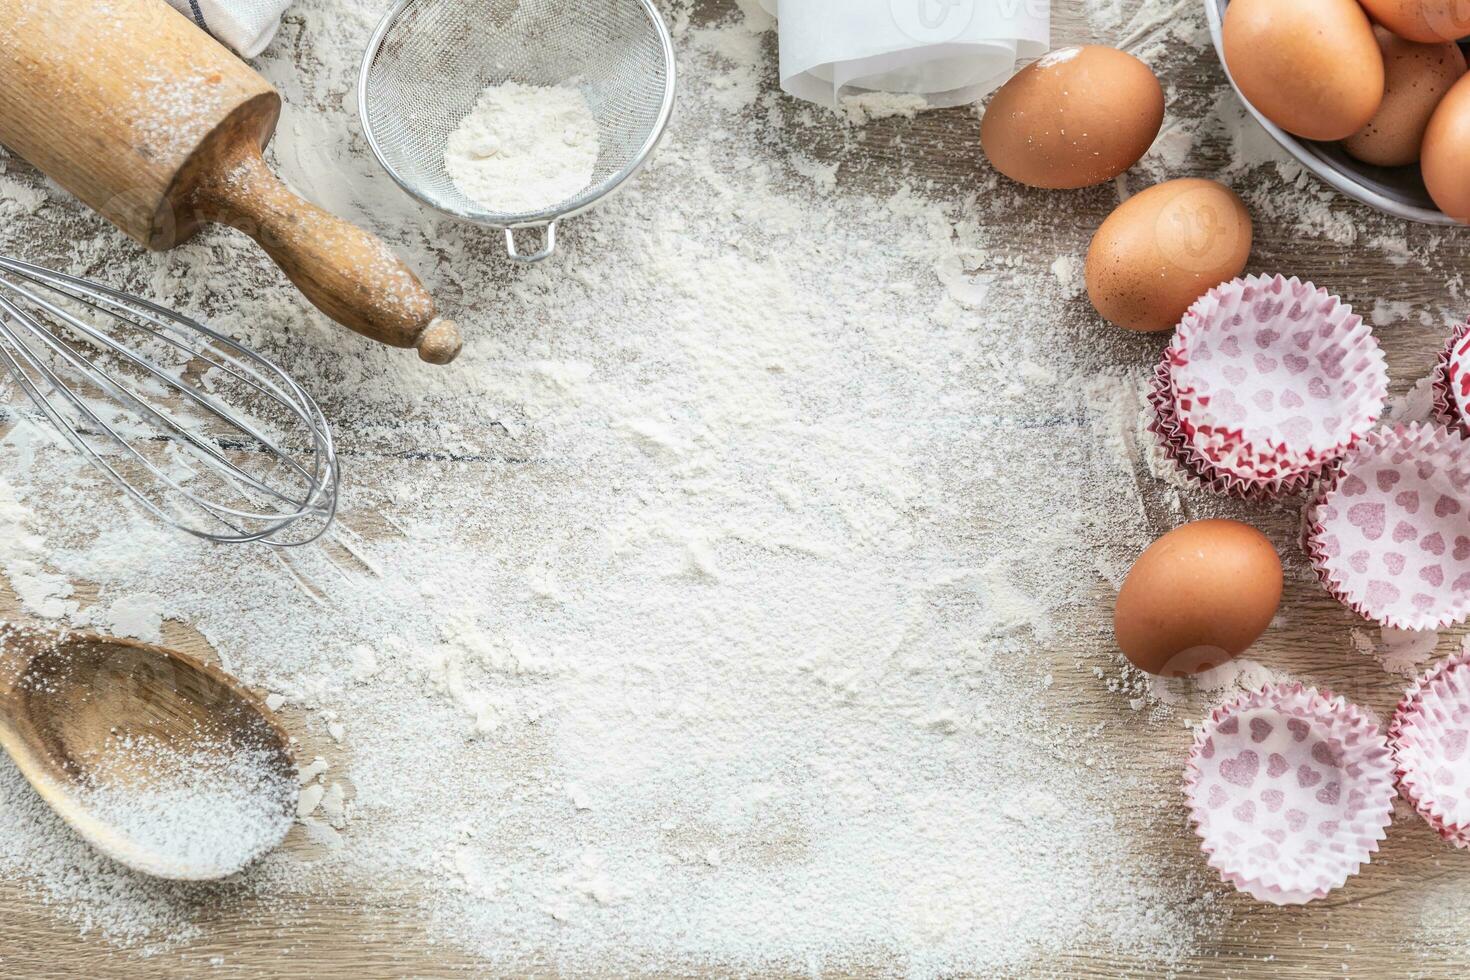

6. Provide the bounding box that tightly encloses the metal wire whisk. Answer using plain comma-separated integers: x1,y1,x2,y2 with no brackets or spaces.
0,256,338,546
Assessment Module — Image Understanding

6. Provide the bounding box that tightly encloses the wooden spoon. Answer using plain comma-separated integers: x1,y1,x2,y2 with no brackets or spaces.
0,627,298,881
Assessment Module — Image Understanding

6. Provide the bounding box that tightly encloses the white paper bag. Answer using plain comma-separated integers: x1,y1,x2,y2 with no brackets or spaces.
757,0,1049,109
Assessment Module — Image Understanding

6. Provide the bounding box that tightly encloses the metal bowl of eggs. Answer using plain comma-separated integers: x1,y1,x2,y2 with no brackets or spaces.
1205,0,1459,226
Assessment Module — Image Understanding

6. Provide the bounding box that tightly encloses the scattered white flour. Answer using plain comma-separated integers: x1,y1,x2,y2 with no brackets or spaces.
0,471,76,620
838,91,930,125
1355,627,1442,677
1150,658,1285,711
0,0,1463,974
0,173,46,218
131,69,234,161
84,594,165,644
1050,254,1085,298
1147,120,1194,169
1370,298,1416,329
789,152,839,194
444,81,599,215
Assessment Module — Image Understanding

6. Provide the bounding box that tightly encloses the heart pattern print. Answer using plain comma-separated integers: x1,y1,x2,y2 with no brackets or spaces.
1308,424,1470,631
1150,360,1316,499
1150,275,1387,498
1432,321,1470,440
1391,651,1470,847
1185,684,1396,905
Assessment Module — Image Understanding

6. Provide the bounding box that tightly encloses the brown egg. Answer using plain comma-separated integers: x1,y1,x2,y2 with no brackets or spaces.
1343,28,1466,166
980,46,1164,189
1422,72,1470,221
1114,520,1283,677
1359,0,1470,43
1223,0,1385,141
1085,179,1253,333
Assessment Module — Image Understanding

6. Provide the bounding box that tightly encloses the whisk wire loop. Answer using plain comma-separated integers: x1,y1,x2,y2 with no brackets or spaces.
0,257,338,546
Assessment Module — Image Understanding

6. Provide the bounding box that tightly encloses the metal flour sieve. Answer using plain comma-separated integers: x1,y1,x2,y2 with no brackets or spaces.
358,0,678,263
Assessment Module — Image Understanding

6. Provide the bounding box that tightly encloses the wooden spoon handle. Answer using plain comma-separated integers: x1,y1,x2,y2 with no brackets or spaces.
191,144,461,365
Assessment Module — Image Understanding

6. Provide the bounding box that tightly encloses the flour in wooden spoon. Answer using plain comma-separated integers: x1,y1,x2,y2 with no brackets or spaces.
445,81,599,215
73,734,295,880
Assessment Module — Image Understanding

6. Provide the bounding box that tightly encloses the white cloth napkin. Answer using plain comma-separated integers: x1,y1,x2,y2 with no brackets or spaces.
164,0,293,58
756,0,1049,109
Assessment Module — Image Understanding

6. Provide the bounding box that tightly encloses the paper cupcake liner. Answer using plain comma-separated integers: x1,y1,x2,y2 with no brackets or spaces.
1431,322,1470,440
1306,423,1470,631
1147,358,1320,500
1154,352,1301,490
1184,683,1396,905
1167,275,1388,481
1391,651,1470,847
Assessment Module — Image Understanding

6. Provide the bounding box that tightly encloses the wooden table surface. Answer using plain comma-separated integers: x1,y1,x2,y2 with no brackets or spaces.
2,0,1470,975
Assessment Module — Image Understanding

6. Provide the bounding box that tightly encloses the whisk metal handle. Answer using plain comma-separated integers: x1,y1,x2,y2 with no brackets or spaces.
504,223,559,264
190,142,463,365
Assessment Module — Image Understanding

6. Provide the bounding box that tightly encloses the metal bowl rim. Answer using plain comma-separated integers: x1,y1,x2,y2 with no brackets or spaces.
1204,0,1458,228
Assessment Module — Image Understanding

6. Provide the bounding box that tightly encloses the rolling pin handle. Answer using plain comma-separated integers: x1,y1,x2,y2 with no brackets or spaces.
416,317,462,365
192,144,458,363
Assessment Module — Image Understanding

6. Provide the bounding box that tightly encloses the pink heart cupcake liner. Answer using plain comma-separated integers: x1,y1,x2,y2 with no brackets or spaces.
1390,651,1470,847
1148,359,1318,500
1306,424,1470,631
1151,275,1388,496
1432,322,1470,440
1184,683,1397,906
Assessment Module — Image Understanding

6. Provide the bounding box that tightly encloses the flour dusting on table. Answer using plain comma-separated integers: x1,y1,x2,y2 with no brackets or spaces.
0,0,1458,974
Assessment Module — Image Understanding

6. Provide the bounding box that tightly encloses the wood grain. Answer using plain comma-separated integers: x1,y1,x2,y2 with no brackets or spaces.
0,0,273,247
0,0,1468,975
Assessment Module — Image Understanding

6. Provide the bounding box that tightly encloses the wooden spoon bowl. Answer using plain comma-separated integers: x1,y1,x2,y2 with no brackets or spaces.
0,627,297,880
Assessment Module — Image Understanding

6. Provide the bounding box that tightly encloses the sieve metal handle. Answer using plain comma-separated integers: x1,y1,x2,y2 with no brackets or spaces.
505,223,558,264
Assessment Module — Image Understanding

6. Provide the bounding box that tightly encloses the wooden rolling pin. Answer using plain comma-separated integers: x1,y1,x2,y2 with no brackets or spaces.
0,0,461,364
